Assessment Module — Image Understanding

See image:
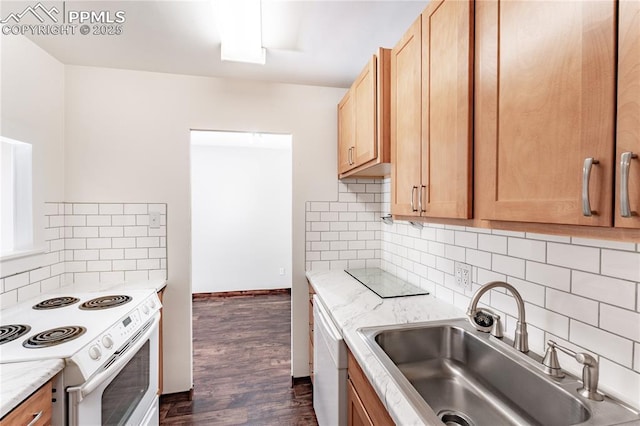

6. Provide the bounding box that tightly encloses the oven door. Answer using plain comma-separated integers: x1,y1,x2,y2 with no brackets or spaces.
67,313,160,426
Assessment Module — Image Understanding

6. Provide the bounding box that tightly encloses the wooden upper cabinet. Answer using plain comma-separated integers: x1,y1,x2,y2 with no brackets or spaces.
421,0,473,218
338,89,356,175
338,49,391,179
391,0,473,219
615,0,640,229
391,16,422,216
474,0,616,226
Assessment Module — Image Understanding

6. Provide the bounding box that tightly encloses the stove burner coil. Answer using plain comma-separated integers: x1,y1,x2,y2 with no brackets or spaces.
79,295,132,310
0,324,31,345
33,296,80,310
22,326,86,348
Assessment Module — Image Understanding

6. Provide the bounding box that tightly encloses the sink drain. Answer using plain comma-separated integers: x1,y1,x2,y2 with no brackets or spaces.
438,410,474,426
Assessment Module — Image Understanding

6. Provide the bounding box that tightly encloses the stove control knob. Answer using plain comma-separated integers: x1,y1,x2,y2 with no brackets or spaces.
102,334,114,349
89,345,102,361
148,299,156,309
142,304,150,315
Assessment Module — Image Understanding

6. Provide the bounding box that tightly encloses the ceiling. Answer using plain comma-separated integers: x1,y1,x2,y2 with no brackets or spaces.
1,0,428,88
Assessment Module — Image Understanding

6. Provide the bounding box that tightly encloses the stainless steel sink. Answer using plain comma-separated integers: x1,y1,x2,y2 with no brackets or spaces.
358,319,640,426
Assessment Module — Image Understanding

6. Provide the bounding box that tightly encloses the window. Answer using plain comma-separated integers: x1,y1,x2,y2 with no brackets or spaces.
1,137,33,256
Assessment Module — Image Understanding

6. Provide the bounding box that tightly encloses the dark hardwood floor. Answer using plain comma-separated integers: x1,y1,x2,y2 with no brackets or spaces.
160,292,318,425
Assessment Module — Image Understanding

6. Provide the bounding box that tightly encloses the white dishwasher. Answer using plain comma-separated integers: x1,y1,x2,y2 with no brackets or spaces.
313,295,348,426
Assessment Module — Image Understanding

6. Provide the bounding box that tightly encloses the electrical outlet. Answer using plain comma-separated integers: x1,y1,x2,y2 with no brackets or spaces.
454,262,472,289
279,267,285,276
149,211,161,229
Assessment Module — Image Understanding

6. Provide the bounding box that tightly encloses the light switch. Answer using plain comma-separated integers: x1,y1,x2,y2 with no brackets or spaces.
149,211,161,229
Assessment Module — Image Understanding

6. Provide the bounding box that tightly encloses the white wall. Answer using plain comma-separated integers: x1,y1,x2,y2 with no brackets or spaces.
0,35,65,295
191,134,292,293
0,35,65,256
64,65,343,392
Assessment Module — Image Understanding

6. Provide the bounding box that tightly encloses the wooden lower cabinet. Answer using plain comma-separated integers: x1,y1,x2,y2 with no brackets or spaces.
0,381,52,426
347,350,394,426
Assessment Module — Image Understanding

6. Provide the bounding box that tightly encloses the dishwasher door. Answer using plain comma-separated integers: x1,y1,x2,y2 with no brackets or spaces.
313,295,347,426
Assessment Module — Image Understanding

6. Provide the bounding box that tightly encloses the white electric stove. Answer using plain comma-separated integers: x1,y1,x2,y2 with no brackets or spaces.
0,288,162,426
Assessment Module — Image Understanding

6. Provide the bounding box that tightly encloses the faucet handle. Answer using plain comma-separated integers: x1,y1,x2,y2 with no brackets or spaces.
542,340,565,378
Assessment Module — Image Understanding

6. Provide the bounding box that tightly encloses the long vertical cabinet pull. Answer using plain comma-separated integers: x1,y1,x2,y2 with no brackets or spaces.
419,185,426,213
620,152,638,217
582,158,599,216
411,186,418,212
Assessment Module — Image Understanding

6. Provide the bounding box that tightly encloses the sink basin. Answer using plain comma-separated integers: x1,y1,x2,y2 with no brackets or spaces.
359,319,640,426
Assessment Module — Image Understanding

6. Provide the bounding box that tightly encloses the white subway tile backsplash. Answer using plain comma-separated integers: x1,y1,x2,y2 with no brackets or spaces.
73,227,99,238
507,238,546,262
112,260,137,271
454,231,477,249
601,249,640,282
635,342,640,373
570,320,633,367
73,204,99,215
73,250,99,261
17,283,41,301
599,358,640,408
112,238,136,249
5,273,29,292
112,215,137,226
571,237,636,252
125,248,148,259
87,261,112,272
478,234,507,254
124,204,148,214
545,289,599,326
600,304,640,341
124,226,147,237
526,261,571,291
527,303,569,339
100,227,124,238
547,243,600,273
100,271,125,283
65,215,86,227
571,271,636,310
99,203,124,215
492,254,525,279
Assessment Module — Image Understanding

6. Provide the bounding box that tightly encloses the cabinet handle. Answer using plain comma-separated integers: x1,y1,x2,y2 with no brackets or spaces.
620,152,638,217
582,158,599,217
348,147,354,165
27,411,43,426
419,185,426,213
411,186,418,212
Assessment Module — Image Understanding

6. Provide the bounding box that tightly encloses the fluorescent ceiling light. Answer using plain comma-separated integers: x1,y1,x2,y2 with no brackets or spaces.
214,0,266,65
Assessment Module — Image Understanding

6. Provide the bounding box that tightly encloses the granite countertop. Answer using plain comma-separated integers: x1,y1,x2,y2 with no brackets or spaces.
306,269,465,426
0,359,64,418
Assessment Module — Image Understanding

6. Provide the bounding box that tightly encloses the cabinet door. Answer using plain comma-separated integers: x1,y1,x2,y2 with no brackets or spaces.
421,0,473,219
615,0,640,228
0,381,52,426
338,89,356,174
391,16,422,216
354,56,378,167
475,0,616,226
347,380,374,426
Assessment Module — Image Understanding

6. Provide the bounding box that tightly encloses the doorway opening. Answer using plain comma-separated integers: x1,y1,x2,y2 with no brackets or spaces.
190,130,292,294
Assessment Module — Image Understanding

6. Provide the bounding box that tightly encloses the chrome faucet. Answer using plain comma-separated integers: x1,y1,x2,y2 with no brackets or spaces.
542,340,604,401
466,281,529,353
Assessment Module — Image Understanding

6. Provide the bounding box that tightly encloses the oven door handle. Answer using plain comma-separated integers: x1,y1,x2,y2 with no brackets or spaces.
67,313,160,402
